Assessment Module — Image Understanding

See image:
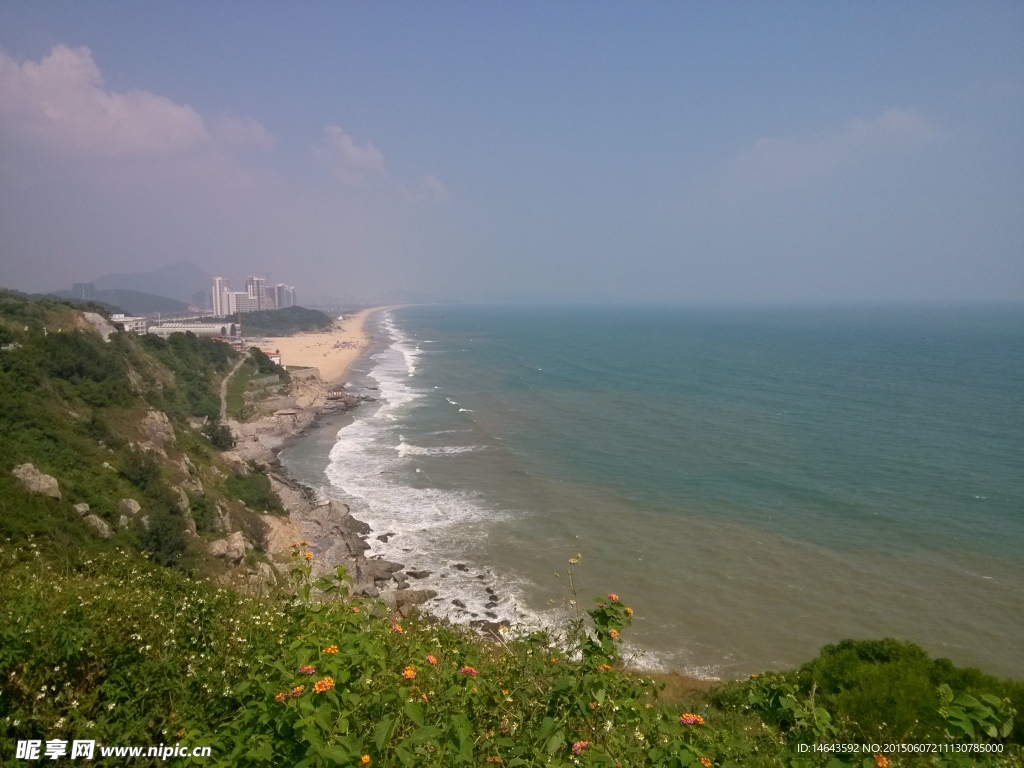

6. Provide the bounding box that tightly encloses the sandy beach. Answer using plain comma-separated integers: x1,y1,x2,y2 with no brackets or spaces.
255,306,392,385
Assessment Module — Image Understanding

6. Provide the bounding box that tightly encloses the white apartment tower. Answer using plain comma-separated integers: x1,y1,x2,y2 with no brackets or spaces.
275,284,297,308
211,277,231,317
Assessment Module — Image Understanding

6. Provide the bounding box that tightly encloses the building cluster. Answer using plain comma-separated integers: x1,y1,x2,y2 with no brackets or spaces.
212,276,296,317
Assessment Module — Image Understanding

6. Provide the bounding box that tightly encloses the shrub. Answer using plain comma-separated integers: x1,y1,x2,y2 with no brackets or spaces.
224,471,284,515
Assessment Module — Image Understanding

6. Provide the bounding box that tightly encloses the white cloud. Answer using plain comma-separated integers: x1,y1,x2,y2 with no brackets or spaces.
0,45,211,156
317,125,386,185
727,108,933,189
212,115,276,149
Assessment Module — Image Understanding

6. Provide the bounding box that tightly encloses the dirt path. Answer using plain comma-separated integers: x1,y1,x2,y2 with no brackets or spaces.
220,351,249,421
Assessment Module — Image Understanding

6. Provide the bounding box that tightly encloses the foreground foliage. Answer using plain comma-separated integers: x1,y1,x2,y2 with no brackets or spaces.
0,545,1021,767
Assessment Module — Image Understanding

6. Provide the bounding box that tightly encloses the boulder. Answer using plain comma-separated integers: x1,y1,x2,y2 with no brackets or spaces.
172,486,190,512
84,514,112,538
119,515,129,529
220,452,249,474
181,477,204,497
389,589,438,619
73,503,90,516
208,531,247,565
261,513,305,559
357,559,404,584
12,464,61,499
140,410,176,451
118,498,141,517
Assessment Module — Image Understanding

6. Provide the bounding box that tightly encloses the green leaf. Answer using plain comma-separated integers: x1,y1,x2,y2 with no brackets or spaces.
545,731,566,755
404,701,425,726
321,746,350,764
375,715,395,752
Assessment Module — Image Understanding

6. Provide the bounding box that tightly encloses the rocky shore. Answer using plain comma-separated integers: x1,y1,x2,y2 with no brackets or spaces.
222,367,438,618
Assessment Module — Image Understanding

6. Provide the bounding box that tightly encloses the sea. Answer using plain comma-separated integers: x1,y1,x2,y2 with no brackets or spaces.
280,303,1024,680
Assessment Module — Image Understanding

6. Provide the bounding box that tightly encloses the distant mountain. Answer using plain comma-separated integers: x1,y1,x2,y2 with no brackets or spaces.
52,288,189,316
93,261,211,304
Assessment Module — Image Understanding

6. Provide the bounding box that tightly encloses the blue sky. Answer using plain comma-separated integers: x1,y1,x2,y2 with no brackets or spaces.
0,2,1021,304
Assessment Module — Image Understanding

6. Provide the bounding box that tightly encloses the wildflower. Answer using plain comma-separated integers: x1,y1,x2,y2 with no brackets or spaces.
679,713,705,725
589,701,599,710
609,629,619,639
313,676,335,694
625,607,633,616
298,665,316,675
351,607,361,613
360,756,371,765
391,623,405,634
604,721,613,732
402,666,417,680
459,666,479,676
290,685,305,697
420,693,429,702
874,756,889,768
304,552,314,560
596,664,613,672
699,758,713,768
749,673,759,680
572,741,590,756
426,654,437,666
607,593,619,602
274,692,287,702
486,757,502,763
323,645,339,654
301,541,308,546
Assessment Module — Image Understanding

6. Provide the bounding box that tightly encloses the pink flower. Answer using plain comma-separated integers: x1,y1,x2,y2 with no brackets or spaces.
607,593,620,602
426,654,437,666
297,665,316,675
459,666,479,676
572,740,590,755
679,712,705,725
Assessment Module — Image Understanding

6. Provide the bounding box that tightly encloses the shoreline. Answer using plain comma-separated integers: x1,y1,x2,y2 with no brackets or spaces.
256,305,400,386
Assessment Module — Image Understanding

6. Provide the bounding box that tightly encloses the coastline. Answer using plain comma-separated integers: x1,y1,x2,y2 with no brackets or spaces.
256,305,399,386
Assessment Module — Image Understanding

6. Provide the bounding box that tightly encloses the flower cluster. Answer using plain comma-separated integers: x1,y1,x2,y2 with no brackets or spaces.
402,666,416,680
426,654,437,666
679,712,705,725
391,623,405,634
313,676,335,694
297,665,316,675
322,645,338,654
459,666,478,676
572,740,590,756
274,685,305,702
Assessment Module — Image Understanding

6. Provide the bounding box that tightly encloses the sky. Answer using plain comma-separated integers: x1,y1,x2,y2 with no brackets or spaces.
0,2,1021,305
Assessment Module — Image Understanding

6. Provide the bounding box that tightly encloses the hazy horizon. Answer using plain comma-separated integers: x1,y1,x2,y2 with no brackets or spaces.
1,3,1022,306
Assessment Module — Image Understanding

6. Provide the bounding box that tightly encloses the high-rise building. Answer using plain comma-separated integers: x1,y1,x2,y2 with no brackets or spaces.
211,277,231,316
244,276,275,311
275,284,297,308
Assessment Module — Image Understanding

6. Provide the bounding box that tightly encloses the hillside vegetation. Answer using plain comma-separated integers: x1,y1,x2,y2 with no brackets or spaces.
0,291,1021,767
218,306,333,336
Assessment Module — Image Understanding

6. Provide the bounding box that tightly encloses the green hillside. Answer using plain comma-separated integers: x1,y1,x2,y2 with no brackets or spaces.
220,305,333,336
0,290,1021,767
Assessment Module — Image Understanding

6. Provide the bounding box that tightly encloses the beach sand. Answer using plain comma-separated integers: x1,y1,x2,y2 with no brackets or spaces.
255,306,392,385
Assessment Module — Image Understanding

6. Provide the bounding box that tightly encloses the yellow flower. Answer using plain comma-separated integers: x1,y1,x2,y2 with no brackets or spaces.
699,758,713,768
313,676,335,694
323,645,339,654
360,756,371,765
402,666,416,680
303,552,314,560
625,607,633,616
609,628,619,639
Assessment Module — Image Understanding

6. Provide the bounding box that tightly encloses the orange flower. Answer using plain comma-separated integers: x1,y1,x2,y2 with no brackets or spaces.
297,665,316,675
391,623,405,634
274,691,287,702
426,654,437,666
679,713,705,725
625,607,633,616
609,629,619,639
699,758,713,768
402,666,416,680
289,685,305,697
572,741,590,756
350,607,361,613
607,593,620,602
486,758,502,764
596,664,613,672
874,756,889,768
323,645,339,654
589,701,599,710
459,666,478,676
300,541,308,546
360,756,371,766
313,676,335,694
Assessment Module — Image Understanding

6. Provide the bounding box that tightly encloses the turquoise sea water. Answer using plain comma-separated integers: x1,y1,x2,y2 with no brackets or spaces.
281,304,1024,679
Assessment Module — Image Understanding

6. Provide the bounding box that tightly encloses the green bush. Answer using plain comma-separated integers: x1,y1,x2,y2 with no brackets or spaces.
224,471,285,514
